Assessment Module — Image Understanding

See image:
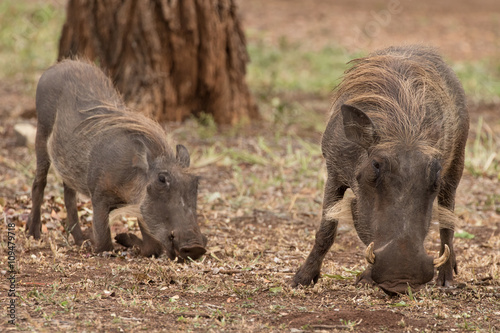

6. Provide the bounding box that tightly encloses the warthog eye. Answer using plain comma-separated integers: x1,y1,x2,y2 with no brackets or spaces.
429,161,442,191
157,172,171,186
371,160,381,178
432,169,441,190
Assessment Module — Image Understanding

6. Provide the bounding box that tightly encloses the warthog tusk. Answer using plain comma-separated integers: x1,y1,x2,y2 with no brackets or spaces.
433,244,450,268
365,242,375,264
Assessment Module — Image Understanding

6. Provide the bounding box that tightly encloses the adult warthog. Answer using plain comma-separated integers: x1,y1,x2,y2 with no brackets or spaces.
293,45,469,294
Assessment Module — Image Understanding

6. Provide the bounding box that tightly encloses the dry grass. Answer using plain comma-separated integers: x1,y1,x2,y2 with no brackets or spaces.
1,120,499,332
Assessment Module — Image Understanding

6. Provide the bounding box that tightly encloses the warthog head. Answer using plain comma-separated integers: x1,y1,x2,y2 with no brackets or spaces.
137,144,207,261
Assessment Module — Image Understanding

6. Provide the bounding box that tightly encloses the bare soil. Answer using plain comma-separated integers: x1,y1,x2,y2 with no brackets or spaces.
1,0,500,332
238,0,500,61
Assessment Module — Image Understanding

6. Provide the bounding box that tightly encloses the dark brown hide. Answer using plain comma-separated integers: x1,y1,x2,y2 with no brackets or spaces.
293,45,469,294
26,60,207,261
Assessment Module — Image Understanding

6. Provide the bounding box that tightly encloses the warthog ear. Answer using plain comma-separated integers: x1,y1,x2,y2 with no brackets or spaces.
341,104,378,149
176,144,190,168
132,139,149,172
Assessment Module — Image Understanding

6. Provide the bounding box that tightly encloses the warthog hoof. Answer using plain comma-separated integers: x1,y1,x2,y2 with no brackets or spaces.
292,266,320,287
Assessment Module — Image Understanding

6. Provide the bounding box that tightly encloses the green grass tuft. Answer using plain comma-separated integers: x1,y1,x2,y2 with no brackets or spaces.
453,60,500,104
248,38,500,105
247,38,354,97
0,0,65,90
465,116,500,179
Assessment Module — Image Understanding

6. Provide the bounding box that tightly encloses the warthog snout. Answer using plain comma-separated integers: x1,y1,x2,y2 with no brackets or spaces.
169,229,207,262
364,242,450,268
358,241,450,295
179,245,206,261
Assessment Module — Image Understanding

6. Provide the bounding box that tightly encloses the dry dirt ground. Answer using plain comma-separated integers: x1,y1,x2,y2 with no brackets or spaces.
1,0,500,332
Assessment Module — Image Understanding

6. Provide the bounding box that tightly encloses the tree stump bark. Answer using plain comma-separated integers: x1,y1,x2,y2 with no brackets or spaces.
58,0,259,124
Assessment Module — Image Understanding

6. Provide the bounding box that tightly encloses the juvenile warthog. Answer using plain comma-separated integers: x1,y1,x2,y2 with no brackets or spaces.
292,45,469,294
26,60,207,261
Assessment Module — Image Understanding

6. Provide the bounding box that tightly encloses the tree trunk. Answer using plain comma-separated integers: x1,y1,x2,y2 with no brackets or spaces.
58,0,259,124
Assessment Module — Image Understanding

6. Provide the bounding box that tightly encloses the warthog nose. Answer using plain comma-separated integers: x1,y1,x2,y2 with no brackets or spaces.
179,245,206,260
378,281,426,296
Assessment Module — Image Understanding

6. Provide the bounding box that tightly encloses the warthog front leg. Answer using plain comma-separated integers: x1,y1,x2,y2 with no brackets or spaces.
115,233,163,257
63,183,88,246
91,200,114,253
436,228,457,286
292,215,339,287
292,179,347,287
115,218,163,257
114,233,142,249
436,136,466,287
